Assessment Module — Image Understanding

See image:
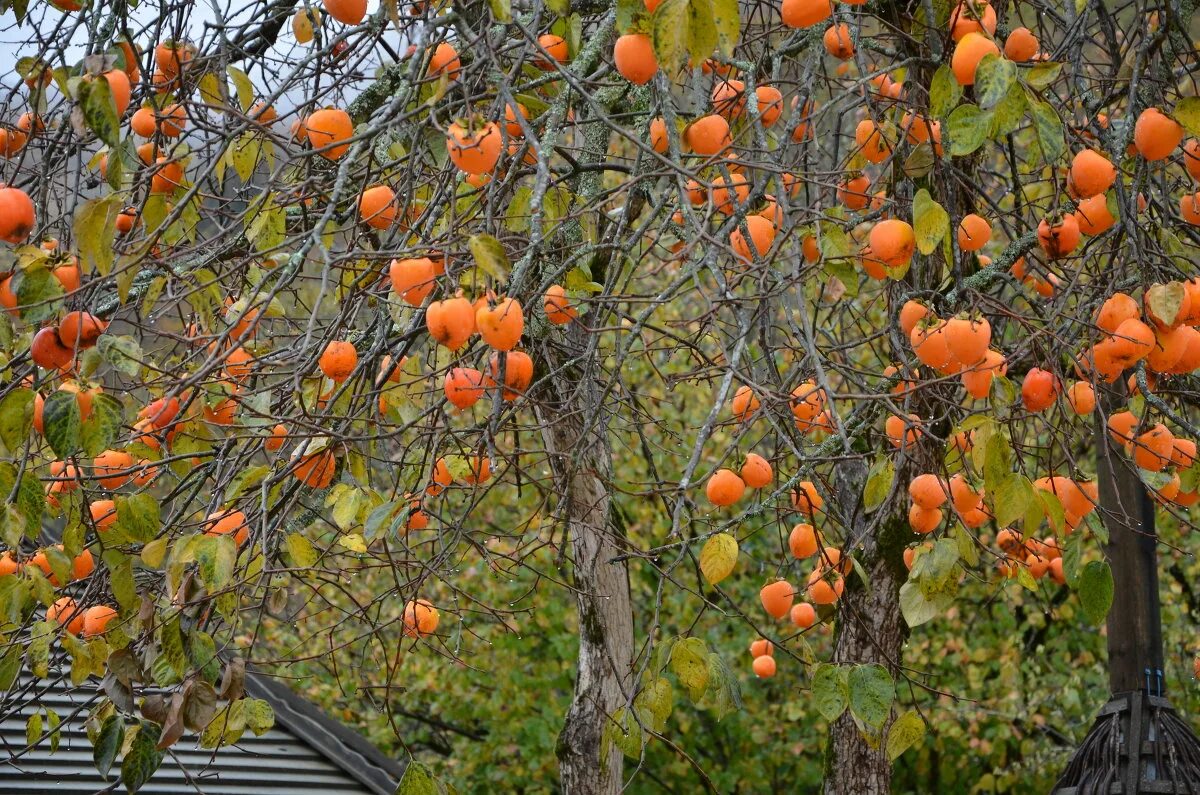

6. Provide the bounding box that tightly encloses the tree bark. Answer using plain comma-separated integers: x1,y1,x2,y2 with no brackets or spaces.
1095,385,1163,694
535,324,634,795
823,513,909,795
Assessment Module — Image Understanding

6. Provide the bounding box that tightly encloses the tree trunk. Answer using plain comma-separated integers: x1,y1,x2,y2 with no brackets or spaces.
1095,385,1163,694
535,324,634,795
823,517,909,795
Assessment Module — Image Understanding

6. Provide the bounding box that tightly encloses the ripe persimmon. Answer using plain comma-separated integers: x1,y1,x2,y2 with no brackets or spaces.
731,385,759,421
780,0,831,28
323,0,366,23
426,296,476,350
1075,194,1115,235
908,504,943,533
535,34,569,69
1070,149,1116,198
306,108,354,159
1004,26,1038,60
789,522,818,558
944,315,990,365
427,42,461,79
444,367,485,409
752,655,776,677
205,509,249,546
403,599,439,637
613,33,657,85
319,340,358,382
867,219,915,267
707,468,745,506
1021,368,1059,411
294,447,336,488
390,257,437,307
822,23,854,59
1134,107,1182,161
1037,214,1080,258
0,186,35,245
792,480,824,514
358,185,398,229
47,597,84,635
731,215,776,261
956,213,991,251
741,453,772,488
855,118,892,164
951,32,999,86
82,605,118,637
476,296,524,351
760,580,794,619
949,1,996,40
544,285,578,324
685,114,731,156
446,121,502,175
31,326,74,370
486,350,534,400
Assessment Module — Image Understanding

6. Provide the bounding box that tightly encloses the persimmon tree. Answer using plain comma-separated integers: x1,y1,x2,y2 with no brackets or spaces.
0,0,1199,790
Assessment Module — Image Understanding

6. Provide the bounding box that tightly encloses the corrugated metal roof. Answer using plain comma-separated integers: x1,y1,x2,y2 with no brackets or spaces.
0,671,404,794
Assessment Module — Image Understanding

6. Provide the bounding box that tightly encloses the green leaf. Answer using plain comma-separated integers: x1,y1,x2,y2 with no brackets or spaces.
488,0,511,22
121,721,164,794
80,77,120,147
698,532,737,584
195,534,236,591
228,132,260,182
1026,92,1065,163
989,81,1027,140
1078,559,1114,625
710,0,740,58
15,267,65,323
635,676,674,732
1174,96,1200,137
946,104,990,156
900,580,953,627
863,454,895,512
244,698,275,736
0,388,33,452
74,195,122,277
284,532,319,568
993,473,1034,528
0,645,20,691
110,553,137,610
974,54,1016,111
812,664,849,722
684,0,718,68
116,493,160,543
42,389,81,457
848,664,895,729
652,0,688,73
669,636,710,701
886,709,926,761
94,714,125,779
80,393,123,457
396,761,442,795
246,194,286,253
225,464,269,502
1022,61,1062,90
161,615,188,679
26,711,41,748
912,188,949,255
929,65,962,118
467,234,510,282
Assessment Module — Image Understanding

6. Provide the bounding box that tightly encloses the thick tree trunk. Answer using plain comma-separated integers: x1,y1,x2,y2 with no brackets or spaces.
535,323,634,795
1095,385,1163,693
824,516,909,795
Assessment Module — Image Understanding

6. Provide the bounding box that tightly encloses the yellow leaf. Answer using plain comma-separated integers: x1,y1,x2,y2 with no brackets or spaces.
699,532,738,584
